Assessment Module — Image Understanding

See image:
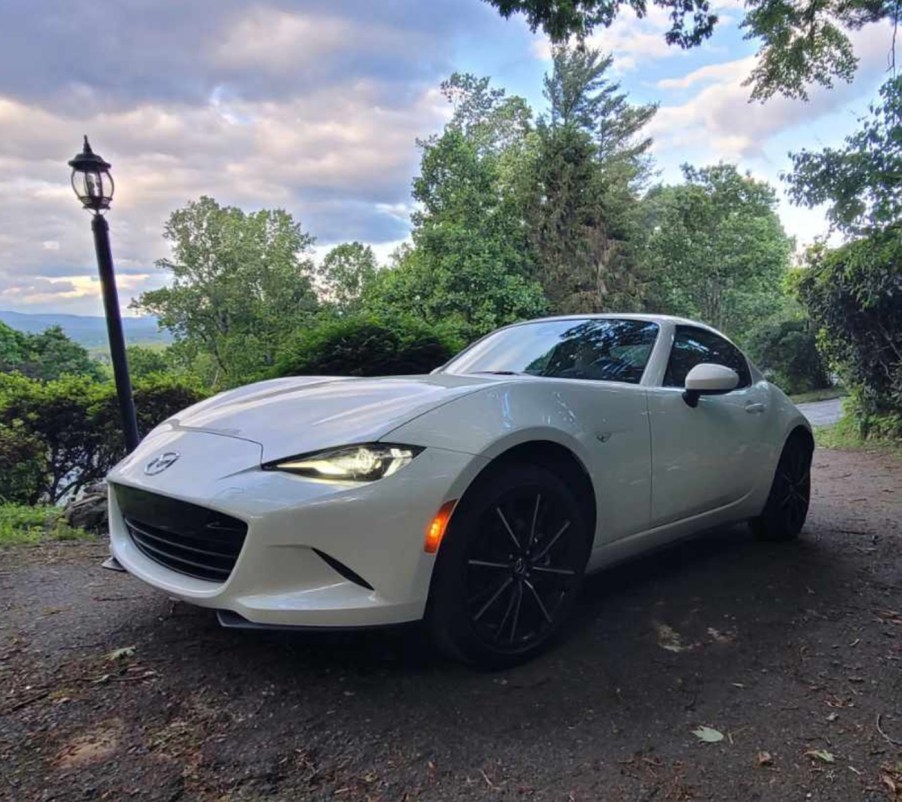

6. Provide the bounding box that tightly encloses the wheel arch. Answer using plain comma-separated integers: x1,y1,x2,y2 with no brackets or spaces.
787,424,815,456
459,439,597,544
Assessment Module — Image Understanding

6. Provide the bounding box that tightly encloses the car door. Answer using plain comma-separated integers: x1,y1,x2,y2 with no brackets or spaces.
646,325,771,527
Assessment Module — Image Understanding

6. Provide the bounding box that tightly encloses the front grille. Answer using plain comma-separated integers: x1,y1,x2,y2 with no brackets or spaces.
113,484,247,583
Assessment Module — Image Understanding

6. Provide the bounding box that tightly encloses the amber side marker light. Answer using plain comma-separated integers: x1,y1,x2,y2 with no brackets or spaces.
425,499,457,553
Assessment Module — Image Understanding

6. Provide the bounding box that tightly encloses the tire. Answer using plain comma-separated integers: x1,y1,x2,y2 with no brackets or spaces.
750,435,812,541
428,462,592,668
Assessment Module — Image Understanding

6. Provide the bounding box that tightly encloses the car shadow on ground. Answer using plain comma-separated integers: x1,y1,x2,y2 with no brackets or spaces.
128,519,850,691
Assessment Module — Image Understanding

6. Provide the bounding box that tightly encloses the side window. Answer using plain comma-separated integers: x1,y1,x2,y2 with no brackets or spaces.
664,327,751,388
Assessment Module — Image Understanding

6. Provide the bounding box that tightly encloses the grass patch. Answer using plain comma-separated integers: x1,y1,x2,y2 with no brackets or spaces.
0,504,92,547
816,418,902,452
790,387,846,404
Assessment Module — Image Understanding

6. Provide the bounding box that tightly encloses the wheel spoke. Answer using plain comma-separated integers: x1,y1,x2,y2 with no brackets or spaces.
533,520,570,561
528,494,541,550
508,582,524,644
524,579,552,623
473,577,513,622
531,565,576,576
468,559,510,570
494,582,518,642
495,507,521,550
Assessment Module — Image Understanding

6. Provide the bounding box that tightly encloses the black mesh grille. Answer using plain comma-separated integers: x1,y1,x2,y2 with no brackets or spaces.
113,484,247,583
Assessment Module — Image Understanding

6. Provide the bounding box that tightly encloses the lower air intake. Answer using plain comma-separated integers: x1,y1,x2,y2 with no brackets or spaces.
114,484,247,583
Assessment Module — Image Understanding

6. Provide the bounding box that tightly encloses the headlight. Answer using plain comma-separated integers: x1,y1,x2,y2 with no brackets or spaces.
264,443,424,482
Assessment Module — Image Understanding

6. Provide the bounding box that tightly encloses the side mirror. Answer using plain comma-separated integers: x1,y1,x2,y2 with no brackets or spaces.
682,363,739,407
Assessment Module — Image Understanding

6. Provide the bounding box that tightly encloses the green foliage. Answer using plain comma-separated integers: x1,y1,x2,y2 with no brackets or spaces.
0,322,103,381
318,242,378,313
817,409,902,450
484,0,716,46
0,373,207,504
0,419,48,505
274,316,461,378
134,196,320,386
364,78,547,340
787,77,902,235
746,319,831,395
642,163,793,340
525,46,656,313
796,228,902,438
742,0,887,100
484,0,890,99
125,345,170,380
0,503,90,547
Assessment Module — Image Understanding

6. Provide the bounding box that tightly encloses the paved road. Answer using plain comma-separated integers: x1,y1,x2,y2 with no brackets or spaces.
796,396,842,426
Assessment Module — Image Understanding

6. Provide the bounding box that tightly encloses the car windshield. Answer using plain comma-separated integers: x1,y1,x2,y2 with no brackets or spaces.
443,318,660,384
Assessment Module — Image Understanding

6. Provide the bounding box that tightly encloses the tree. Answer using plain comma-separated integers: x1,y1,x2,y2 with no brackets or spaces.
365,78,547,340
483,0,894,99
125,345,170,380
318,242,378,313
642,164,793,340
0,323,25,374
786,76,902,236
0,322,103,381
796,229,902,436
135,196,319,387
525,46,656,313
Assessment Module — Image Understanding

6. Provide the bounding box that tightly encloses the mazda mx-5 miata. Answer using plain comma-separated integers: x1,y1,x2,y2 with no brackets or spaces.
107,315,813,666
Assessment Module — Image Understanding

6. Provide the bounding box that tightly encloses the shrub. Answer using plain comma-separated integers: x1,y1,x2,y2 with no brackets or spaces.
0,420,48,505
797,228,902,437
0,373,207,504
273,315,462,379
746,319,831,395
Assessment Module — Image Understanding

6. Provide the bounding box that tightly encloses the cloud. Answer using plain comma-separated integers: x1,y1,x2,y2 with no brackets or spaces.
532,1,742,71
656,58,755,91
0,0,491,314
531,6,679,70
648,21,893,160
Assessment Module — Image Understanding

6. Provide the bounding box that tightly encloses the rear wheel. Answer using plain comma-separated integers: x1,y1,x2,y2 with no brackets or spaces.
429,462,591,668
750,435,812,541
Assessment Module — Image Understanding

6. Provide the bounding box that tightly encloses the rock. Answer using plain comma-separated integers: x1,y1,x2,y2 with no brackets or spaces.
64,482,109,534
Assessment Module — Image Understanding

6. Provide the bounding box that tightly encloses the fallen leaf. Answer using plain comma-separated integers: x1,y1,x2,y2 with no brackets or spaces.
654,622,687,653
693,726,724,743
805,749,835,764
757,751,773,766
707,627,736,645
105,646,135,661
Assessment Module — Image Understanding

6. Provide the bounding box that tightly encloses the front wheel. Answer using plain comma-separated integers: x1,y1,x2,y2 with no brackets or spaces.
750,435,812,541
428,462,591,668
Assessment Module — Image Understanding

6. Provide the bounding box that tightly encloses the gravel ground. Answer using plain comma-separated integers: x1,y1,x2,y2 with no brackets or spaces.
1,447,901,802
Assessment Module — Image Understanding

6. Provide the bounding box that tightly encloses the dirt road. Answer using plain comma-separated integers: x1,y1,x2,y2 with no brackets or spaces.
2,448,900,801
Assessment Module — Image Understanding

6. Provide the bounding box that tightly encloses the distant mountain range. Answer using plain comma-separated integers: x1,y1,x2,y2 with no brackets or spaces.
0,310,172,349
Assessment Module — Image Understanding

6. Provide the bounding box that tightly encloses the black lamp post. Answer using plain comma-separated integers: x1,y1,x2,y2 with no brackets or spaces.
68,136,140,452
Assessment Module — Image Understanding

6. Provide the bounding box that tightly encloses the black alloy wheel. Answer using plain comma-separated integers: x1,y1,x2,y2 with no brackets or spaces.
429,462,591,668
751,436,812,541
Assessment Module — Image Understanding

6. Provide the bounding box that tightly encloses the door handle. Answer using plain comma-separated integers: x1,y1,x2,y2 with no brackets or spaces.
745,402,766,414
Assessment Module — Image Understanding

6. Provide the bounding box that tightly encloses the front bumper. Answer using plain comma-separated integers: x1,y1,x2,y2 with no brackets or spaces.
108,428,486,628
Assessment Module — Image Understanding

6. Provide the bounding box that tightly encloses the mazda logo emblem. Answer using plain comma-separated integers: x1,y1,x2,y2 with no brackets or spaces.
144,451,180,476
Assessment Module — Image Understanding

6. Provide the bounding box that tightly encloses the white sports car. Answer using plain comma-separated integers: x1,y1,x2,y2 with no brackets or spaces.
107,314,813,666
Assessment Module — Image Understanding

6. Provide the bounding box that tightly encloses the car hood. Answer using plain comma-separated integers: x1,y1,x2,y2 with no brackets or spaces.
155,374,500,461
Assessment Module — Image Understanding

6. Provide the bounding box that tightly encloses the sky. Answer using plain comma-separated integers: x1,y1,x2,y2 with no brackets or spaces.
0,0,892,316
